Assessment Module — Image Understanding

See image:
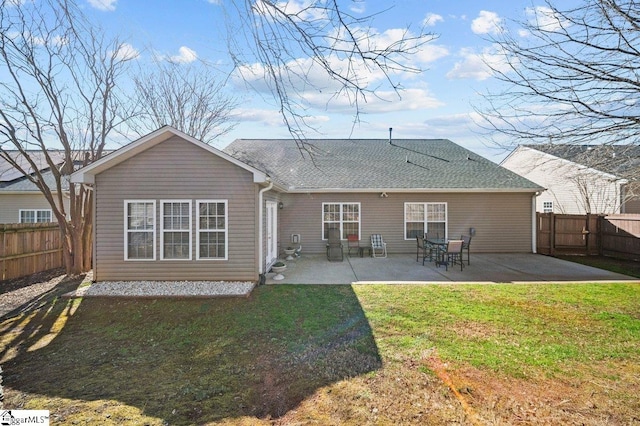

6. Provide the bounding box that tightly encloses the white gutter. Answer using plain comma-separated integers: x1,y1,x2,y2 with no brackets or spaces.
258,179,273,275
284,187,543,194
532,191,540,253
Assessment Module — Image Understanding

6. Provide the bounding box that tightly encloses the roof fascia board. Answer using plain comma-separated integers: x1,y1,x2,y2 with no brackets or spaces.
284,187,543,194
71,126,268,184
499,145,526,166
0,190,61,195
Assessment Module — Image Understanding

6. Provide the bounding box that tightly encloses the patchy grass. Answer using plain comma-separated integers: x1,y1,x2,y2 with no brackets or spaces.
2,282,639,425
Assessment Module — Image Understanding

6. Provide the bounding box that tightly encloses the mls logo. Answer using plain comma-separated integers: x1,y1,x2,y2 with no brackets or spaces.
0,410,50,425
0,410,14,426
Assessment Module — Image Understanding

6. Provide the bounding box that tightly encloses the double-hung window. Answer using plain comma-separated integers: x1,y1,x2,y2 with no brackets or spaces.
543,201,553,213
161,200,192,260
322,202,360,240
404,202,447,239
197,200,228,260
125,201,156,260
19,209,52,223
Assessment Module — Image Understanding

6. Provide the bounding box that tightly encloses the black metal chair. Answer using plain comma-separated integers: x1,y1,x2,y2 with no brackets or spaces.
326,228,343,261
416,236,437,265
416,236,426,263
461,235,472,265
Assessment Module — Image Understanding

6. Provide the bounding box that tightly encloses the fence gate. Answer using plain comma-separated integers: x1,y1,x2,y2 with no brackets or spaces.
536,213,599,255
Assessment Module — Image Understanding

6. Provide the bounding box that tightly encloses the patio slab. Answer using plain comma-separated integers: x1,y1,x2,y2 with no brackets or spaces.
265,253,638,284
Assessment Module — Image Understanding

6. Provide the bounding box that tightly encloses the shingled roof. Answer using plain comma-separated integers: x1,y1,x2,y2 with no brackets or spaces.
525,144,640,179
224,138,542,192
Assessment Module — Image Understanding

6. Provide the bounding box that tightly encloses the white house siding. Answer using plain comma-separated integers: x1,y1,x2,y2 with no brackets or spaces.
0,193,67,224
502,147,624,214
93,136,258,282
278,191,534,255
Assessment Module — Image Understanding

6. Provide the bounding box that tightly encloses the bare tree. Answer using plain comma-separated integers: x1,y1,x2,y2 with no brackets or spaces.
129,60,238,144
223,0,436,146
0,0,135,274
477,0,640,148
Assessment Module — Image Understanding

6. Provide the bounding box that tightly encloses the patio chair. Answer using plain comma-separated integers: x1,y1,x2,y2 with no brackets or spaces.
370,234,387,258
461,234,472,265
416,236,437,265
436,239,464,271
326,228,343,261
347,234,360,257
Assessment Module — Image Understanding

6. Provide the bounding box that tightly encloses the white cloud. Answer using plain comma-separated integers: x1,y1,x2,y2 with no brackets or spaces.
471,10,502,35
113,43,139,61
87,0,117,12
168,46,198,64
206,0,222,4
525,6,568,32
302,87,443,113
423,13,444,27
233,107,329,127
350,2,365,14
253,0,329,22
415,44,449,64
232,108,285,126
8,31,67,47
446,45,512,81
518,29,531,37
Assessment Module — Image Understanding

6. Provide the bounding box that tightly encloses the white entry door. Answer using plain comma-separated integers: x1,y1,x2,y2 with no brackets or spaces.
266,201,278,265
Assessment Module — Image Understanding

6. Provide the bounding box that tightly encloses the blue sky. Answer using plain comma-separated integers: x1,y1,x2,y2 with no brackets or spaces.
83,0,563,163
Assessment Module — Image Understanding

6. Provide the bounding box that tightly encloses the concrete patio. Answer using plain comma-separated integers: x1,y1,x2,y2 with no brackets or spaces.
266,253,638,284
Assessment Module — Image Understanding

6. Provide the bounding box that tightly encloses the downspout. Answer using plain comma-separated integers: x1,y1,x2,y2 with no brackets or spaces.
258,179,274,279
532,191,540,253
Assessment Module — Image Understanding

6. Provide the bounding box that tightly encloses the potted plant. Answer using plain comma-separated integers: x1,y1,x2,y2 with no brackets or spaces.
271,261,287,274
284,246,296,260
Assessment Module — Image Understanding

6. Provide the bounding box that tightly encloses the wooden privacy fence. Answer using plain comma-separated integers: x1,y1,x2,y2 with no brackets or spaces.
600,214,640,260
537,213,640,259
0,223,64,281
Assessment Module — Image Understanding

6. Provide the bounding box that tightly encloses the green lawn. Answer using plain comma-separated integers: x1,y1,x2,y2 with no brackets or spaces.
2,282,639,425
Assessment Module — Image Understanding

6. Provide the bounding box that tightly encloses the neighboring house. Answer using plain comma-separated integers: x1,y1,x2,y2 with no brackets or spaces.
0,151,70,224
501,145,640,214
71,126,543,283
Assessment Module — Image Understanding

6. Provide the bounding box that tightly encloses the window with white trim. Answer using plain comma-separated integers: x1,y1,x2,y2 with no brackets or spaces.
125,201,156,260
19,209,52,223
543,201,553,213
197,200,228,260
404,202,447,239
322,202,360,240
161,200,192,260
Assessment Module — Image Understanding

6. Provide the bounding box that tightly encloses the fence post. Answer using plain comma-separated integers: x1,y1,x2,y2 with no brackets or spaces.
1,224,5,280
550,213,555,256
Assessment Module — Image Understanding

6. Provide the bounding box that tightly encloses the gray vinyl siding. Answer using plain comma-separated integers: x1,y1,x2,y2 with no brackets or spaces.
0,193,66,223
93,136,258,281
278,192,534,254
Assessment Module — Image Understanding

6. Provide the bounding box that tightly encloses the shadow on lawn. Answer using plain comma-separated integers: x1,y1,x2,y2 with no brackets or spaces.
2,285,381,424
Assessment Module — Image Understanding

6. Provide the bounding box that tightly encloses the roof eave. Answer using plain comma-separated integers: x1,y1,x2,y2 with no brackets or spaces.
283,187,544,194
